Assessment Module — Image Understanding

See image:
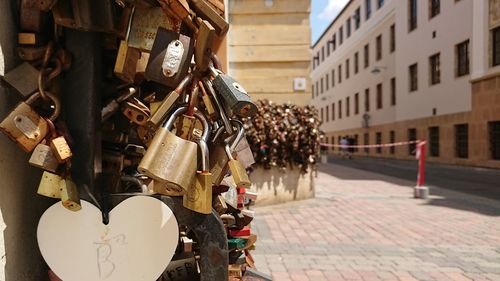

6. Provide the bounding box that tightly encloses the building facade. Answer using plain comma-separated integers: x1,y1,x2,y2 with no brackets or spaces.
311,0,500,169
227,0,311,105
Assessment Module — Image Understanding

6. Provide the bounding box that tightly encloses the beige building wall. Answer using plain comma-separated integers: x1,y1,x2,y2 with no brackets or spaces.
312,0,500,169
227,0,312,105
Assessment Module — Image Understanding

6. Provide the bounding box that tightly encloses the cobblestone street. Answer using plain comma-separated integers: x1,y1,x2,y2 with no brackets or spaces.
252,163,500,281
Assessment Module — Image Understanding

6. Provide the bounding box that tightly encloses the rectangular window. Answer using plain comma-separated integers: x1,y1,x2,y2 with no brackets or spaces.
321,46,325,62
364,44,370,68
346,97,350,117
315,81,319,97
409,0,418,32
408,128,417,156
326,74,329,91
409,63,418,92
376,132,382,154
354,52,359,74
355,93,359,115
377,0,384,9
364,88,370,112
390,77,396,106
376,35,382,61
354,7,361,29
456,40,470,77
321,108,324,122
338,100,342,119
489,121,500,160
338,65,342,83
332,103,335,121
331,69,335,87
346,59,350,79
390,24,396,53
376,83,383,109
339,26,344,45
430,53,441,85
455,124,468,159
366,0,372,20
390,130,395,154
493,27,500,66
346,18,351,38
327,42,330,57
326,104,330,122
429,126,440,157
332,33,336,51
429,0,440,19
364,133,370,153
312,84,315,99
320,77,324,94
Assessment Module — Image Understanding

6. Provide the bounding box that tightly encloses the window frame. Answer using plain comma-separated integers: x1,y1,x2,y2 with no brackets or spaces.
456,40,470,77
409,63,418,92
376,83,383,110
376,34,382,61
409,0,418,32
455,124,468,159
429,53,441,85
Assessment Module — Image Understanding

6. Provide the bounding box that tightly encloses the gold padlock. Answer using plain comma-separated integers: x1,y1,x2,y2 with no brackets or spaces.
0,91,59,152
194,19,216,72
114,40,141,83
149,180,185,196
50,136,72,163
60,178,81,212
138,107,198,192
224,126,251,188
199,81,217,121
29,119,60,172
175,81,199,140
37,171,63,198
213,195,228,216
183,111,213,214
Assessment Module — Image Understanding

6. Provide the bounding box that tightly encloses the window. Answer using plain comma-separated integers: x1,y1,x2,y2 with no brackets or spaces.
489,121,500,160
332,33,337,51
376,35,382,61
409,0,418,32
331,69,335,87
429,126,440,157
364,88,370,112
376,132,382,154
346,59,350,79
364,133,370,153
429,0,440,19
456,40,470,77
339,26,344,45
354,7,361,29
493,27,500,66
391,77,396,106
390,24,395,53
326,74,329,91
312,84,315,99
455,124,468,159
326,105,330,122
429,53,441,85
331,136,335,151
377,0,384,9
321,46,325,62
332,103,335,121
346,97,350,117
389,131,395,154
321,108,324,122
408,128,417,156
338,65,342,83
355,93,359,115
364,44,370,68
327,42,330,57
315,81,319,97
354,52,359,74
365,0,372,20
376,83,383,109
338,100,342,119
320,77,324,94
346,18,351,38
409,63,418,92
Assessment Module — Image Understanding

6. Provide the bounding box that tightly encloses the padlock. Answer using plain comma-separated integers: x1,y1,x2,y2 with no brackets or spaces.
175,82,199,140
189,0,229,37
209,65,257,118
206,0,225,16
50,136,72,163
37,171,63,198
20,0,51,32
29,119,60,172
17,46,48,61
127,7,181,51
2,62,40,98
226,144,251,188
138,107,198,192
0,91,60,152
213,194,228,216
60,177,82,211
158,0,198,32
183,111,213,214
194,19,216,72
145,27,194,88
234,136,255,168
121,98,150,126
101,87,137,122
202,78,233,135
18,32,47,46
180,236,193,253
52,0,119,33
149,180,185,196
146,73,192,130
114,40,141,83
198,81,217,120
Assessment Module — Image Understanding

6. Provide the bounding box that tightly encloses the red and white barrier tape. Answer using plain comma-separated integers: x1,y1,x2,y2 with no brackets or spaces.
320,140,426,149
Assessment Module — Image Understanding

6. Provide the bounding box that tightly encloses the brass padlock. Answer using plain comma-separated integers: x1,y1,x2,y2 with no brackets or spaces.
0,91,60,152
189,0,229,37
17,46,48,61
234,136,255,168
50,136,72,163
60,178,82,212
202,78,234,135
121,98,150,126
213,195,228,216
225,143,251,188
37,171,63,198
114,40,141,83
183,111,213,214
199,81,217,120
18,32,47,46
194,19,216,72
29,119,60,172
138,107,198,192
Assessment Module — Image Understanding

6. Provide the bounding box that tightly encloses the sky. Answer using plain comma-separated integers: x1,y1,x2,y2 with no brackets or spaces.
311,0,350,45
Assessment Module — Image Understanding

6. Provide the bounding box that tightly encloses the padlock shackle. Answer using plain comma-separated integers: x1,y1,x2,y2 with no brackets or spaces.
202,78,233,135
175,72,193,95
25,91,61,121
163,106,188,130
227,119,245,152
210,52,222,71
193,111,210,172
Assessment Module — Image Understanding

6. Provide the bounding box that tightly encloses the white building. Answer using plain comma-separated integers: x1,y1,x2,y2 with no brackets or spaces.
311,0,500,168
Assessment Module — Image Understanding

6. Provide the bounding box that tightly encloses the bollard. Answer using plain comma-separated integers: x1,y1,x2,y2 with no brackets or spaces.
414,141,429,199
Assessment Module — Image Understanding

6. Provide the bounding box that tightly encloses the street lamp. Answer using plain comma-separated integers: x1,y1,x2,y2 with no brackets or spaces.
371,66,388,74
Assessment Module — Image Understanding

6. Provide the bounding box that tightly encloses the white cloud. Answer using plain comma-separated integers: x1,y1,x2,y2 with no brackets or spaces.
318,0,350,21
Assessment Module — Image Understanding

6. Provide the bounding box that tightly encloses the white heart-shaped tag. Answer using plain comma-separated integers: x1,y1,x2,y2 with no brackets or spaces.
37,196,179,281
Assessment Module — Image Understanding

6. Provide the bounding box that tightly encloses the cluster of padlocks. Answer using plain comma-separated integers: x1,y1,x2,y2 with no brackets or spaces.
1,0,267,280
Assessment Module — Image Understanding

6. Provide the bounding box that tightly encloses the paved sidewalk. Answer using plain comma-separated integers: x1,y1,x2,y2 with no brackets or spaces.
251,163,500,281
